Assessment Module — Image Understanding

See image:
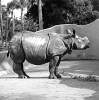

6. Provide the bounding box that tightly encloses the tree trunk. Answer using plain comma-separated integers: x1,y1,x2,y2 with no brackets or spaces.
6,16,8,45
12,10,15,35
21,7,24,31
0,0,3,44
38,0,43,30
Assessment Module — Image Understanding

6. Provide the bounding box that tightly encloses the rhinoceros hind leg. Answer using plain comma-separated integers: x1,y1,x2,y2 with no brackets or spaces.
13,62,30,78
18,75,27,78
49,56,60,79
21,64,30,78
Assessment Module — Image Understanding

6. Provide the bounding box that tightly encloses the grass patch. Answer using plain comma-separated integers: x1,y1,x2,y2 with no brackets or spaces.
72,74,98,82
60,71,99,82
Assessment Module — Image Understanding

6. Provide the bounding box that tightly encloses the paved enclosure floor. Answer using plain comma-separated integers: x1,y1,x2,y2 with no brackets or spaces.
0,60,99,100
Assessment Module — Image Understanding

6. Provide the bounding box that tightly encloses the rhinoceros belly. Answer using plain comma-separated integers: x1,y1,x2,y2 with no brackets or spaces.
22,35,49,65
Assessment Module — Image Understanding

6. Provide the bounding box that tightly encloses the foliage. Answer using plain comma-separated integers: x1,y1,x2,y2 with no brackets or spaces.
1,0,99,41
90,0,99,11
26,0,99,29
19,0,28,7
24,16,39,32
71,0,96,24
7,0,21,11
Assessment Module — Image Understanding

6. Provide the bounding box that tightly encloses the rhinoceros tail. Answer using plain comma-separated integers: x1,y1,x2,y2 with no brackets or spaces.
7,51,9,57
48,33,50,40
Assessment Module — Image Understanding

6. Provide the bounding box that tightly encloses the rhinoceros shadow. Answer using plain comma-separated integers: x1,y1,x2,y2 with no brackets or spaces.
0,76,48,79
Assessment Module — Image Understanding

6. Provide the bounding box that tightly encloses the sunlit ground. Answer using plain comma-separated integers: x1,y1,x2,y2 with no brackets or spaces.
0,60,99,100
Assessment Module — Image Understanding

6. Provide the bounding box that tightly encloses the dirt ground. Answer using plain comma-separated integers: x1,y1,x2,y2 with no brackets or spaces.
0,60,99,100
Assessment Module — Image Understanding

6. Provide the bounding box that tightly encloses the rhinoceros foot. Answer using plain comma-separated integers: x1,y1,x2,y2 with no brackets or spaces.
18,75,30,78
49,74,57,79
56,74,62,78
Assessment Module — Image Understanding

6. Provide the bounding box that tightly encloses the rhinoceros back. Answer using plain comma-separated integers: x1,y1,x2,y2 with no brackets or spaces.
22,33,49,65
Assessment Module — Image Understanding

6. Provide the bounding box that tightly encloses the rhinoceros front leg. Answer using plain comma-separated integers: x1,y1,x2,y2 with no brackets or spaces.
54,57,62,78
49,56,61,79
13,62,30,78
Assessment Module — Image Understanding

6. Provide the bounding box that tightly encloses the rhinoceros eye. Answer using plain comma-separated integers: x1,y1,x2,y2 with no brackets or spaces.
75,35,82,42
75,35,79,39
78,39,82,43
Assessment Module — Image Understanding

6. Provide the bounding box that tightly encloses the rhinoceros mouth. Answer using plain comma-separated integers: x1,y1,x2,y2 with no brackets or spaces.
82,43,90,49
84,45,90,49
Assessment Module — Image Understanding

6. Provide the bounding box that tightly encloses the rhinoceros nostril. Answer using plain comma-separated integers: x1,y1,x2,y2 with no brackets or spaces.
84,43,90,49
87,43,90,48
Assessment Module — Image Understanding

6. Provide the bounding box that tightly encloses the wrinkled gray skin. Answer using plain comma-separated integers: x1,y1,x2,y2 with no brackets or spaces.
8,29,90,79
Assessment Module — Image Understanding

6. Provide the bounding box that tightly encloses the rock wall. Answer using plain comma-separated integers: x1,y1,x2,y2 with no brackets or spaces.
36,19,99,60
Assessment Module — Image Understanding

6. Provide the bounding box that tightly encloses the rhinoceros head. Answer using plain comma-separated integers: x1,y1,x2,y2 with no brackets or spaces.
63,29,90,52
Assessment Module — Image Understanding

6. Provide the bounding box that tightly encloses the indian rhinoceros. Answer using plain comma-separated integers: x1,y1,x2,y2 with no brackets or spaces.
8,29,90,79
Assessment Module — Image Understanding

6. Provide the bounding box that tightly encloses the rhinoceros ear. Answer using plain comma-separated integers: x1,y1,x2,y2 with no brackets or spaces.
66,29,72,35
72,29,76,38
